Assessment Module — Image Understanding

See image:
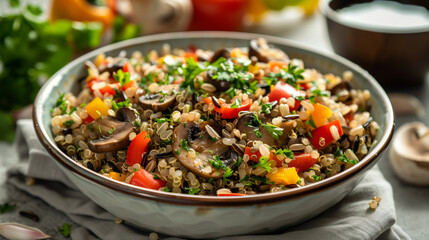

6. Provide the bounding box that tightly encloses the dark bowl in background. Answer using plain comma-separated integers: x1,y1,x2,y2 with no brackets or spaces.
321,0,429,89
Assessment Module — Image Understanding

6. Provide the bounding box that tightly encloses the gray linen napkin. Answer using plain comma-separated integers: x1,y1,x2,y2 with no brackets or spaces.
4,119,410,240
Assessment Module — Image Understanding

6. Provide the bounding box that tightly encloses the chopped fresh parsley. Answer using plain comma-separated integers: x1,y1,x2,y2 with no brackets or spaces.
155,118,169,123
160,139,170,147
186,187,200,195
241,175,274,186
234,156,242,168
55,93,68,114
275,149,294,159
134,120,141,127
208,136,219,142
254,129,262,138
297,179,302,184
113,69,131,87
111,97,131,111
208,57,257,95
262,123,283,140
311,175,322,181
180,139,189,152
107,127,116,134
338,153,358,165
208,178,214,183
180,57,206,92
63,120,75,128
230,98,241,109
248,113,283,140
263,63,304,87
305,117,316,129
58,223,71,238
162,187,172,192
223,168,233,181
225,87,237,98
0,203,16,214
175,149,181,155
209,155,226,170
260,101,276,114
253,156,271,172
153,174,161,180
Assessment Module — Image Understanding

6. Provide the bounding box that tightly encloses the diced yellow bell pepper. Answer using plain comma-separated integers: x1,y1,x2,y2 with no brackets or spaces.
109,172,127,182
85,97,110,120
309,103,332,128
266,167,300,185
230,48,244,59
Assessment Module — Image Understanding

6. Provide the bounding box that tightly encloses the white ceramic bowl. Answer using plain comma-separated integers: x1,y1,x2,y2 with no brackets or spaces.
34,32,394,238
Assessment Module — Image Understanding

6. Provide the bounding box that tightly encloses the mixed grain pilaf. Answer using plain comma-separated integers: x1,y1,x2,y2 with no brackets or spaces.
51,38,379,196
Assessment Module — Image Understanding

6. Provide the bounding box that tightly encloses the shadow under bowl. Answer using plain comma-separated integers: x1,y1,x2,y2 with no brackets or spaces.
321,0,429,89
33,32,394,239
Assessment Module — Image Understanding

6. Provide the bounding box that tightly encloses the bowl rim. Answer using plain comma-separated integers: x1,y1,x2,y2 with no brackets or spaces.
33,31,394,207
320,0,429,34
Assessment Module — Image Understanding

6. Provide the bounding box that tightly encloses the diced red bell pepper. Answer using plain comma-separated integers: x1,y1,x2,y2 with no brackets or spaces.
203,97,252,119
309,120,343,149
122,80,135,91
129,169,166,190
82,115,94,124
268,81,306,111
122,61,135,76
217,193,246,196
184,52,198,61
288,153,318,172
244,147,283,167
126,131,151,166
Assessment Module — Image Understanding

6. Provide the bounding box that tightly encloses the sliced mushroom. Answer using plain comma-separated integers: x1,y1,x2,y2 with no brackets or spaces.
210,48,230,63
116,107,138,123
207,70,230,92
236,112,295,147
88,116,134,153
99,61,124,75
248,38,289,63
172,122,233,179
138,84,179,112
390,122,429,186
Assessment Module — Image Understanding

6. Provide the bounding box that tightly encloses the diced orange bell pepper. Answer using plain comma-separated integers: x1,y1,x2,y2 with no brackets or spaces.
230,48,244,58
184,52,198,61
309,103,332,128
266,167,300,185
268,61,288,72
109,172,127,182
85,97,110,120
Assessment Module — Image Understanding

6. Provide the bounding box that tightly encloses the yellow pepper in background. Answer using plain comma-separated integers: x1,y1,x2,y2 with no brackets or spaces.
246,0,268,23
267,167,300,185
85,97,110,120
50,0,115,29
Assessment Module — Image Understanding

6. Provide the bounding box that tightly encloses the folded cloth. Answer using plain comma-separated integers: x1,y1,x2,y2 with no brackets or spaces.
4,119,410,240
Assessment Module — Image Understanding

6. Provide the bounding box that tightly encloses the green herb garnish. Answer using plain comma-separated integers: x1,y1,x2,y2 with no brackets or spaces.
253,156,271,172
58,223,71,237
113,69,131,87
0,203,16,214
107,127,116,134
311,175,322,181
180,139,189,151
230,98,241,109
275,149,294,159
186,187,200,195
63,120,75,128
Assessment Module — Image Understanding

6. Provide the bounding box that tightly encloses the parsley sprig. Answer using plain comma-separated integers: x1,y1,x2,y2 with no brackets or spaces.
263,63,304,87
58,223,71,237
253,156,272,172
113,69,131,87
180,57,206,93
248,113,284,140
275,149,294,159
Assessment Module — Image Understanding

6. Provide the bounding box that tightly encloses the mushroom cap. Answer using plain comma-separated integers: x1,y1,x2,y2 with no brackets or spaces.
88,116,134,153
139,84,179,112
172,122,232,179
390,122,429,186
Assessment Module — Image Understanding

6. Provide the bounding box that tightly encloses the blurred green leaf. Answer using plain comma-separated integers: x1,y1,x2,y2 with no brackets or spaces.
70,21,103,50
9,0,19,8
0,111,15,142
